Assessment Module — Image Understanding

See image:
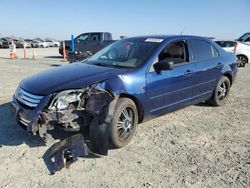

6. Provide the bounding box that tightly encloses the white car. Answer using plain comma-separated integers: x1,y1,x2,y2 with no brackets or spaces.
215,40,250,67
33,40,49,48
45,39,60,47
21,41,31,48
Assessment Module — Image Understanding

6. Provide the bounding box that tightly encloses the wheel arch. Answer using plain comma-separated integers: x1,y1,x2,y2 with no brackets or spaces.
119,93,144,123
223,72,233,86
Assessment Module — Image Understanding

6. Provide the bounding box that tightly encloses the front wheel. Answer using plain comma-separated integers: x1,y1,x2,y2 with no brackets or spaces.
110,98,138,148
207,76,231,106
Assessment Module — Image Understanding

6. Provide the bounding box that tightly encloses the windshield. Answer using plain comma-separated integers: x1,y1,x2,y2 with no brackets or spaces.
86,38,162,68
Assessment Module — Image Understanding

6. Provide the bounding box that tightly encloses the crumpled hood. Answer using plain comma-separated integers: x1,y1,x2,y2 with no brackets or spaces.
20,62,129,95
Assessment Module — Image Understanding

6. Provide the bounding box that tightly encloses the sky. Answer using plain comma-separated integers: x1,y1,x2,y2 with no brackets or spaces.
0,0,249,40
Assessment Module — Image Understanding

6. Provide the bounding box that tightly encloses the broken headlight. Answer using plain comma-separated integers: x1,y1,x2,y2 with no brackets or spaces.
52,91,83,110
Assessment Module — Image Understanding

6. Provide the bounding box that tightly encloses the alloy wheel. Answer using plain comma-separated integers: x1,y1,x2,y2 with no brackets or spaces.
117,107,135,142
217,81,229,100
238,56,247,65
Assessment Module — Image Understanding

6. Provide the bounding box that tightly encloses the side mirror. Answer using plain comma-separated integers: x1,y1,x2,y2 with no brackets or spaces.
153,61,174,73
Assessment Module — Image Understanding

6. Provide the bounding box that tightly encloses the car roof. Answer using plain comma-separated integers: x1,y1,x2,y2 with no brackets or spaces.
128,35,211,42
214,40,234,42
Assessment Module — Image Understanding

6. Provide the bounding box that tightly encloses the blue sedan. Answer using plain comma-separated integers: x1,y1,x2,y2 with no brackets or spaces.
11,35,237,153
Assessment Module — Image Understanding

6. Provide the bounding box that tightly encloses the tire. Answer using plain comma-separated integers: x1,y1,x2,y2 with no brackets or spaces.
207,76,231,106
110,98,138,148
237,55,248,67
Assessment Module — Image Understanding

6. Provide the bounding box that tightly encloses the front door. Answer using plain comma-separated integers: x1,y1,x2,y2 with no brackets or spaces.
146,40,195,116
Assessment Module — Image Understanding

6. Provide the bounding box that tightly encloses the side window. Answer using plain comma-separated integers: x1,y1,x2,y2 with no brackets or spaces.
189,40,217,62
109,34,112,40
90,33,101,41
104,33,110,40
77,34,89,41
158,41,188,65
211,45,219,58
244,37,250,42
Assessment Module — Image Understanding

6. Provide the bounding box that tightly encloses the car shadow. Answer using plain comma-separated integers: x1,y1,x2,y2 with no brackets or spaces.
50,64,61,67
44,56,63,59
0,102,45,148
195,102,213,107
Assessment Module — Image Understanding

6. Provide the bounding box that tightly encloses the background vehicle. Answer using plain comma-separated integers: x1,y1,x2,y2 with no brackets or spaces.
13,39,23,48
59,32,115,61
30,40,40,48
0,39,3,48
237,33,250,45
12,35,237,151
32,39,49,48
45,39,60,47
215,40,250,67
25,39,38,48
15,40,31,48
1,37,12,48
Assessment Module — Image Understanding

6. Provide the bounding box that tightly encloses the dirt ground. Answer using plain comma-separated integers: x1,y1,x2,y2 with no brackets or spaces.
0,48,249,188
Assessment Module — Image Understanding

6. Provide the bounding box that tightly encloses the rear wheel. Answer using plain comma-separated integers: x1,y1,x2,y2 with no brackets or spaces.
110,98,138,148
207,76,230,106
237,55,248,67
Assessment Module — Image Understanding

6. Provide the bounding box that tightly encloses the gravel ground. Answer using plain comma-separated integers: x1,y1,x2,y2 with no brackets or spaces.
0,49,249,188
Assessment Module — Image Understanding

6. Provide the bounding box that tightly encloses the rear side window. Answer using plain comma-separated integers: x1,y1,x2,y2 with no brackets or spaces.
189,40,219,62
104,33,112,40
90,33,101,41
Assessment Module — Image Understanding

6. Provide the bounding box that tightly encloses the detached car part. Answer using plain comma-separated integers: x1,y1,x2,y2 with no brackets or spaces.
12,84,117,155
50,134,90,173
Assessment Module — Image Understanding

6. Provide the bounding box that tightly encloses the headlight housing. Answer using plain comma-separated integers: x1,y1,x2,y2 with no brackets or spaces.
51,90,83,110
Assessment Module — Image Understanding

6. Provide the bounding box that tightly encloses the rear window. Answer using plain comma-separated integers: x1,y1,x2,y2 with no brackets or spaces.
189,40,219,62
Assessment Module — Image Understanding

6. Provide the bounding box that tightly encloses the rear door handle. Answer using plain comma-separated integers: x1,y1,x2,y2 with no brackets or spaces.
184,70,193,76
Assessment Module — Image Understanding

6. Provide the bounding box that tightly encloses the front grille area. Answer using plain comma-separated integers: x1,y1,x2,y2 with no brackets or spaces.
19,116,31,126
15,87,44,108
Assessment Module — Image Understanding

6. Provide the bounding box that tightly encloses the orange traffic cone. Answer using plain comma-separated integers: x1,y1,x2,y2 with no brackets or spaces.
23,46,27,59
10,52,15,59
63,41,67,61
32,50,36,60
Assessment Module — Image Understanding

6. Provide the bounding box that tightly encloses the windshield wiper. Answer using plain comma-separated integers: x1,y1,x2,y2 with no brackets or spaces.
91,62,113,67
88,61,130,68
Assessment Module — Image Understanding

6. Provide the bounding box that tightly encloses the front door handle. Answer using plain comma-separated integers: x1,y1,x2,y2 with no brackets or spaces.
217,63,223,69
184,70,193,76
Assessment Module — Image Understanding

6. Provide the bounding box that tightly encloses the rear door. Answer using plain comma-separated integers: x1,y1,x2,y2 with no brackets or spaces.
146,40,195,115
87,33,102,54
188,39,222,102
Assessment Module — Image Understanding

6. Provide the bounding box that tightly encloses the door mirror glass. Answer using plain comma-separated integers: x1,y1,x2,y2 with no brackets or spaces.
153,61,174,73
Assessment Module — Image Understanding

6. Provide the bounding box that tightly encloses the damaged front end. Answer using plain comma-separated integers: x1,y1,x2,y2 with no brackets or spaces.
11,84,117,156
